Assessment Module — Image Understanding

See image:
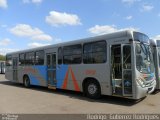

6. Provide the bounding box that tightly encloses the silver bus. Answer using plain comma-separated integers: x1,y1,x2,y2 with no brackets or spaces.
0,61,5,74
5,30,156,100
150,39,160,90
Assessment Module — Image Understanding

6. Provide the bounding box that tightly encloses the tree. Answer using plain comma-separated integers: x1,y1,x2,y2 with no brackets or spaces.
0,55,5,61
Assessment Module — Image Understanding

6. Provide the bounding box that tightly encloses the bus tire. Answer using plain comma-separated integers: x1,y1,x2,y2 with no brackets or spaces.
85,80,101,99
23,75,30,88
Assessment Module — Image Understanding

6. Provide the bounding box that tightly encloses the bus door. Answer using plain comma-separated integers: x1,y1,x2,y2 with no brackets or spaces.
13,58,18,81
111,44,132,97
46,53,57,88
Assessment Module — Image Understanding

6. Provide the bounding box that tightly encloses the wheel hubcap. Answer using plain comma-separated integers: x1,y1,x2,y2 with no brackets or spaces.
88,84,97,95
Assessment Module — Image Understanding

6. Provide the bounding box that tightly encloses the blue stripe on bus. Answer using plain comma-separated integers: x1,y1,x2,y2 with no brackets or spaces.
29,74,40,85
56,65,68,88
27,66,47,86
34,65,47,81
28,65,68,87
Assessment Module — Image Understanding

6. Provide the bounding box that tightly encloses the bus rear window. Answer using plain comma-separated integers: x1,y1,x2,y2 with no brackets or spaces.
6,55,12,66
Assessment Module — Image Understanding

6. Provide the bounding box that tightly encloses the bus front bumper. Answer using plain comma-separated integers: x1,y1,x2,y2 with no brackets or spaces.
135,85,148,100
146,80,156,94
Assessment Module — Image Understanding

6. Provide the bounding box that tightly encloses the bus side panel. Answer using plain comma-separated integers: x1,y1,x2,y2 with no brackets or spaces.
5,66,12,81
18,66,24,84
56,65,69,89
79,64,111,96
56,64,84,91
33,65,47,87
22,66,47,87
56,64,111,95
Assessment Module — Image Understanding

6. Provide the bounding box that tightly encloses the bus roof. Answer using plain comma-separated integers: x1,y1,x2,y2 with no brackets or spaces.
6,30,141,55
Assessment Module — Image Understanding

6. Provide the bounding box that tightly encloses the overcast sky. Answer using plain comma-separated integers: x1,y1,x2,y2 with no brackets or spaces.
0,0,160,55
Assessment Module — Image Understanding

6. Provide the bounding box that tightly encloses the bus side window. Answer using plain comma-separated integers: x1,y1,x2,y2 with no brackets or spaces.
19,53,25,66
58,47,62,65
6,55,12,66
25,52,35,65
35,51,44,65
63,44,82,64
83,41,106,64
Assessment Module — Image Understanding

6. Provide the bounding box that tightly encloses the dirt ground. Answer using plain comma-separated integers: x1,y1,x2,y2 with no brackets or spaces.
0,74,159,114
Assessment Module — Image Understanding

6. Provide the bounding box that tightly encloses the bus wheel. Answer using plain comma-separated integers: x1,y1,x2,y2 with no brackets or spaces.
24,76,30,88
85,80,101,99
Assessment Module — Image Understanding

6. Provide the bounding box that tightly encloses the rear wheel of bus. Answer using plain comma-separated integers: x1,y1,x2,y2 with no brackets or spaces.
23,75,30,88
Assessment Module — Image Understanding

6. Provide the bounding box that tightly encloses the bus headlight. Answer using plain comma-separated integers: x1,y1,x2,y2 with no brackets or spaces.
136,77,145,88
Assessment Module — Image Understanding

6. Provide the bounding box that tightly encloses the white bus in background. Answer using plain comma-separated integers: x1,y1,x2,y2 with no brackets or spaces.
0,61,5,74
5,30,156,100
150,39,160,90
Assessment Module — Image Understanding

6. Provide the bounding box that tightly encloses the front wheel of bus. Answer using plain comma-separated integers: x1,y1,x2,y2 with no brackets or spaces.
24,76,30,88
85,80,101,99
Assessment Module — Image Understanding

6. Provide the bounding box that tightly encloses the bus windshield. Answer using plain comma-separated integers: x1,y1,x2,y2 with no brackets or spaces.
136,43,154,74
